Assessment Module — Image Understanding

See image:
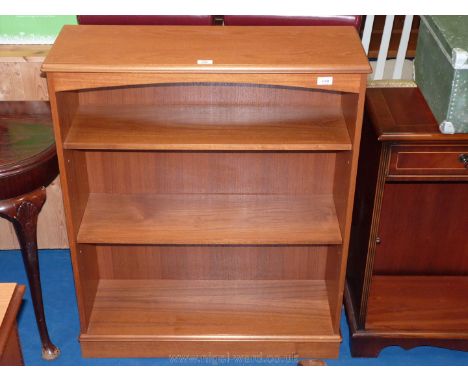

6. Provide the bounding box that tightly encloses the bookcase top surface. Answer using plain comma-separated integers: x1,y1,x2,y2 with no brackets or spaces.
42,25,371,74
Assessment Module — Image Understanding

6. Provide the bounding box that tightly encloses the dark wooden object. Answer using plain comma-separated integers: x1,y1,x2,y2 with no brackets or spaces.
0,102,60,360
345,87,468,357
0,284,25,366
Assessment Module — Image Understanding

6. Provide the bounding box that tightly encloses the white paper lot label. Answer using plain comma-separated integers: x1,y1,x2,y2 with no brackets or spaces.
317,76,333,85
197,59,213,64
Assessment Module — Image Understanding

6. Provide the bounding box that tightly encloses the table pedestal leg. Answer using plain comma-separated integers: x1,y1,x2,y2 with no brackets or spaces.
0,187,60,360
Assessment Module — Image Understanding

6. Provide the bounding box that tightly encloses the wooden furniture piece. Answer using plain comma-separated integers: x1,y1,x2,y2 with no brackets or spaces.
0,44,68,251
0,283,25,365
0,102,60,360
345,87,468,357
43,25,370,359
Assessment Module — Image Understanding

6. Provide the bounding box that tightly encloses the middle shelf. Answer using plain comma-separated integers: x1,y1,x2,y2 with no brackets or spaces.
63,104,352,151
77,193,342,245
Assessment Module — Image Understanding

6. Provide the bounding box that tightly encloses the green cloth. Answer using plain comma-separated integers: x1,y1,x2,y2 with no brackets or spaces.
0,15,77,44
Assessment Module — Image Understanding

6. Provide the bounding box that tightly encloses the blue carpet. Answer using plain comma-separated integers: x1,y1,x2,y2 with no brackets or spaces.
0,249,467,365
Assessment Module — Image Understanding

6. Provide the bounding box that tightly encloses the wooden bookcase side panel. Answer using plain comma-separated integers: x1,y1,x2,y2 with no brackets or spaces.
326,80,367,331
54,90,79,146
74,244,99,331
96,245,329,280
47,83,97,330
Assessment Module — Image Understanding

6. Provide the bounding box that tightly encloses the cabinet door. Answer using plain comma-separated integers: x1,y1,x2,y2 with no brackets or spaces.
373,182,468,275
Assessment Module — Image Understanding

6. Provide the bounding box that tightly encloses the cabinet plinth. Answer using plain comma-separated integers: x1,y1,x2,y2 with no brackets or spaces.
44,25,370,359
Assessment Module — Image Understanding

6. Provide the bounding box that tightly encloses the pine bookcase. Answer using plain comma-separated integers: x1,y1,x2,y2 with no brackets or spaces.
43,25,370,359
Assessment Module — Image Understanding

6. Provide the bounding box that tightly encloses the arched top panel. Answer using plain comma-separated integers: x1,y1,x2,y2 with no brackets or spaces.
48,72,363,94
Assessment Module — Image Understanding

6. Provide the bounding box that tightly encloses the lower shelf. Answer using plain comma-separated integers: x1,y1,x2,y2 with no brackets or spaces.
367,275,468,333
81,279,340,358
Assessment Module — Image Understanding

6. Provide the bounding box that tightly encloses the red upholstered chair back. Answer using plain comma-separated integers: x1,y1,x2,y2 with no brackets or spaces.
77,15,214,25
223,15,362,30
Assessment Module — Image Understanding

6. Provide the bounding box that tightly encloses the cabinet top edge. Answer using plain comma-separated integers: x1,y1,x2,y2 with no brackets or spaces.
42,25,371,74
367,87,468,142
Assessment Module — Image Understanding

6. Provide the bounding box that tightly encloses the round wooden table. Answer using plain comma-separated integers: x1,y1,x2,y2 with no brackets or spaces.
0,102,60,360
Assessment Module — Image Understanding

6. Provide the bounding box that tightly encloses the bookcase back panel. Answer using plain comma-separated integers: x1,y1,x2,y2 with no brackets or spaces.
95,245,328,280
76,83,343,107
85,151,336,195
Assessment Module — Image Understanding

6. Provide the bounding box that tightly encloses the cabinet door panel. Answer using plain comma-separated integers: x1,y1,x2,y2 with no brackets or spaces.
373,182,468,275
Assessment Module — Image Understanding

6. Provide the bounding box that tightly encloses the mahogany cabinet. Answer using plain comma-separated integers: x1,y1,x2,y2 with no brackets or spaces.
345,87,468,357
42,25,370,358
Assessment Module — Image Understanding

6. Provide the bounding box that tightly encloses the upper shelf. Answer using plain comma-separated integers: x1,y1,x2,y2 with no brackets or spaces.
64,104,351,151
42,26,371,74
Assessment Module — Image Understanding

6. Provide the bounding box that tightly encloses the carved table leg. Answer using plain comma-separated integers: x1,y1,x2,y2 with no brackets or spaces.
0,187,60,360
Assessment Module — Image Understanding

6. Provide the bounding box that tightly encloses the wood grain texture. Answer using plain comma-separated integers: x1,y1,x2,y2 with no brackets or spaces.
86,151,335,195
86,279,334,338
0,322,23,365
326,77,367,331
388,144,468,178
0,284,25,366
76,81,343,108
96,245,328,280
78,194,342,245
0,45,51,63
373,182,468,274
0,111,54,167
0,284,17,327
0,102,66,250
42,26,371,74
366,276,468,333
50,72,362,93
345,87,468,357
81,338,340,359
64,104,351,151
45,26,368,358
0,177,66,250
0,58,64,250
0,63,48,101
0,44,50,101
345,282,468,358
366,87,468,141
47,80,98,330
